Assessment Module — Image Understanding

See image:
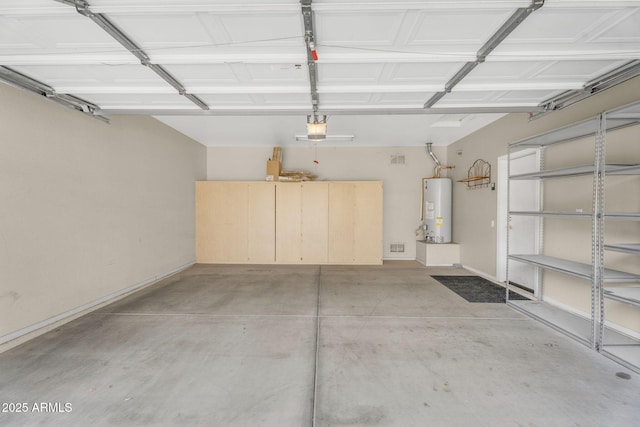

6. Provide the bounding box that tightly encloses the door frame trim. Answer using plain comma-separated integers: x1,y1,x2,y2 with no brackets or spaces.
496,148,541,296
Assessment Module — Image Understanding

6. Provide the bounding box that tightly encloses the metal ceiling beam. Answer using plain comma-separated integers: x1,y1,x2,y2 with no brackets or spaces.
531,60,640,120
301,0,319,114
55,0,209,111
424,0,545,108
96,106,544,116
0,66,109,123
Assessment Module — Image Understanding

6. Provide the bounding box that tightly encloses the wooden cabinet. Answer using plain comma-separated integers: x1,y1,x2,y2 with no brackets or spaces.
247,183,277,263
327,183,355,263
196,182,275,263
276,182,328,264
329,182,383,265
301,183,329,264
196,181,381,265
275,182,302,263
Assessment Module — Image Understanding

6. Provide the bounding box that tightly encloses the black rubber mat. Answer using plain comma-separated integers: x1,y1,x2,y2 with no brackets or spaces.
431,275,530,303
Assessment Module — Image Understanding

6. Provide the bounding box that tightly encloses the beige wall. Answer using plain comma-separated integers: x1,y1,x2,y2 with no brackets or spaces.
0,83,206,343
207,145,447,260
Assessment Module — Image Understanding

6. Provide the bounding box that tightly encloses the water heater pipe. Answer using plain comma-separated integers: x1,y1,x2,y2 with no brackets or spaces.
426,142,454,178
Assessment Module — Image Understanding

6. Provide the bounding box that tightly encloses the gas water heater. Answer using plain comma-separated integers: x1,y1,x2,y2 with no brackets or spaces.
424,178,452,243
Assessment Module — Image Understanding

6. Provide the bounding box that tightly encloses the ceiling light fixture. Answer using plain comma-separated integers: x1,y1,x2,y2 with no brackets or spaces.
306,114,327,141
295,134,354,142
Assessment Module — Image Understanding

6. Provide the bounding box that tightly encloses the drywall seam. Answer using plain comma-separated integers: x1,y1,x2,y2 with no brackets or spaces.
0,261,194,351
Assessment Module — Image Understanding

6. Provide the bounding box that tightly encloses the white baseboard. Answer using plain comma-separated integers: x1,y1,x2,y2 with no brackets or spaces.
460,264,500,284
0,262,194,352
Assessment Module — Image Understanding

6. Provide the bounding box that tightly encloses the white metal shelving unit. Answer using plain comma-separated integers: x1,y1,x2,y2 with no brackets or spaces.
598,104,640,373
506,101,640,373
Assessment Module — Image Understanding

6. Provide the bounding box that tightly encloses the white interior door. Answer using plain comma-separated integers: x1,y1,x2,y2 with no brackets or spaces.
496,149,541,295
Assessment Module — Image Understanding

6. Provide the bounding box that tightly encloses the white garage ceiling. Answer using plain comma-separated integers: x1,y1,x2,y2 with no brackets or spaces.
0,0,639,146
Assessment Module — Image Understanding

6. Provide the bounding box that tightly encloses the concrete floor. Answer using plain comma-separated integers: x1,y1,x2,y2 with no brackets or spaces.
0,262,638,426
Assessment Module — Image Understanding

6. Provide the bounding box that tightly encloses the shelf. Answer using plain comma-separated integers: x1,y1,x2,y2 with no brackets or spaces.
608,102,640,120
605,212,640,221
457,176,490,183
509,211,640,221
509,300,640,373
507,300,592,346
604,287,640,307
510,118,598,148
604,243,640,254
509,116,640,148
510,164,640,180
609,164,640,175
509,210,592,218
507,102,640,373
601,345,640,374
508,254,640,283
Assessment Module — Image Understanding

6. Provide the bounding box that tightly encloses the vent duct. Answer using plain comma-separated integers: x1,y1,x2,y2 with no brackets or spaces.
426,143,454,178
390,155,406,165
390,243,405,253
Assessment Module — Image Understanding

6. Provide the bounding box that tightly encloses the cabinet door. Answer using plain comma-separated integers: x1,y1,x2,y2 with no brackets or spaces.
276,182,329,264
301,182,328,263
196,182,248,263
353,181,383,264
328,183,356,263
275,183,302,263
247,183,276,263
328,182,383,264
196,182,217,263
217,182,249,262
